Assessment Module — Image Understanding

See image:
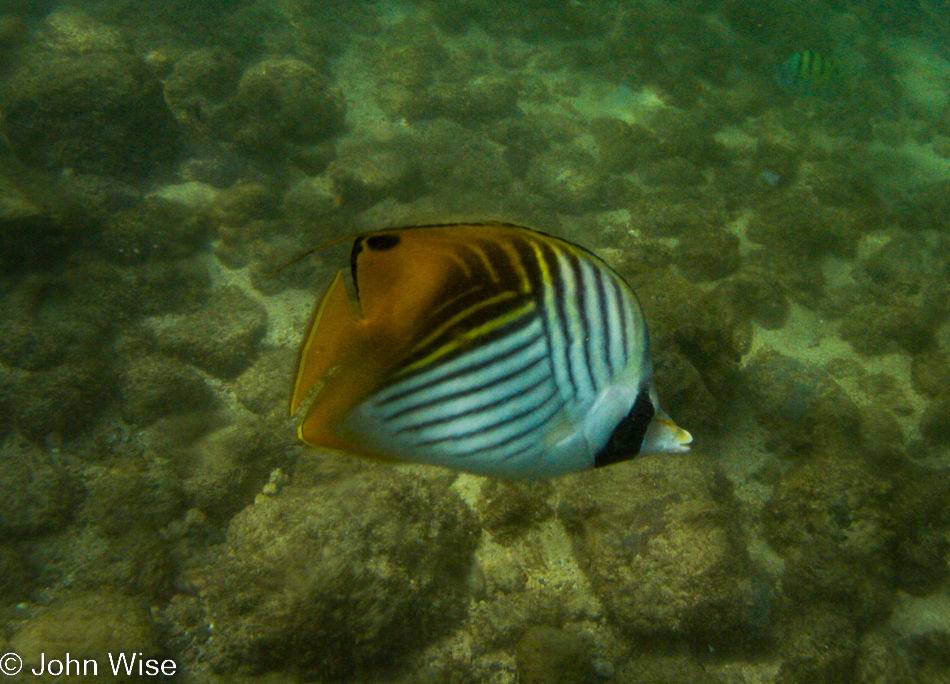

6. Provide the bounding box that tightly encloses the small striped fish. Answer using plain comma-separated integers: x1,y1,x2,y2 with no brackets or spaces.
775,50,836,95
289,222,691,479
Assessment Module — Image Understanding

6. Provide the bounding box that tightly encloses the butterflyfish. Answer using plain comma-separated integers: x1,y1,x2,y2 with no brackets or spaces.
289,222,691,479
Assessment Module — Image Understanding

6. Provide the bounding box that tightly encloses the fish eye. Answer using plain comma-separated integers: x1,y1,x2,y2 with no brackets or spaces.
366,234,401,251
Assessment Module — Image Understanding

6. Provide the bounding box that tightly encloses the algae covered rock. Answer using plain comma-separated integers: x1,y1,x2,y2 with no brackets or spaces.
99,196,214,265
184,469,478,678
764,456,897,622
0,11,179,180
0,433,83,538
775,604,857,684
0,544,34,602
515,626,600,684
326,137,422,209
140,286,267,379
82,465,184,537
559,455,758,643
178,419,281,520
839,302,935,356
673,226,741,282
746,189,868,258
526,149,605,213
9,591,162,684
231,347,297,416
119,353,214,426
162,47,240,128
225,56,345,154
743,349,861,455
476,479,553,543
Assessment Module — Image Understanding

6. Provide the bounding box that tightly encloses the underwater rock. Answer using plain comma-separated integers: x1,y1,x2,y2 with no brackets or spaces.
178,144,252,188
32,506,171,600
0,14,25,49
589,118,657,173
225,56,345,155
559,456,756,643
0,433,82,538
776,604,857,684
178,419,278,520
411,119,512,201
281,174,342,222
140,286,267,379
742,245,825,307
746,190,867,258
0,177,62,270
632,268,741,429
0,174,44,224
911,347,950,398
839,303,934,356
673,226,741,282
99,196,214,265
764,456,896,623
0,280,108,374
650,346,719,437
860,233,945,298
367,19,447,93
162,47,239,129
639,157,707,188
526,148,605,214
8,359,116,441
875,461,949,595
855,630,914,684
890,591,950,683
183,469,478,678
615,650,727,684
213,179,280,222
476,480,553,543
920,398,950,446
326,138,421,209
710,272,790,330
889,179,950,232
468,589,581,652
0,260,163,439
82,466,184,537
743,349,861,455
231,347,297,416
515,626,600,684
38,8,125,53
9,591,161,684
432,0,611,40
124,257,213,317
119,353,215,426
0,544,34,602
401,75,521,124
0,12,179,180
55,173,142,230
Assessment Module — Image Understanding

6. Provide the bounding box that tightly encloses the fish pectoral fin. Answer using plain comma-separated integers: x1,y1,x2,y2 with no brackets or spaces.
289,272,364,417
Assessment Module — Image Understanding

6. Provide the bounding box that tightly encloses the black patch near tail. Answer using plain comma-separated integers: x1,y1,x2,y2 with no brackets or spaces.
595,389,655,468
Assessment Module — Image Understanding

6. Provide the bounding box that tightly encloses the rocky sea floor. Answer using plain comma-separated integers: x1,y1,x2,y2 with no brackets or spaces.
0,1,950,682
